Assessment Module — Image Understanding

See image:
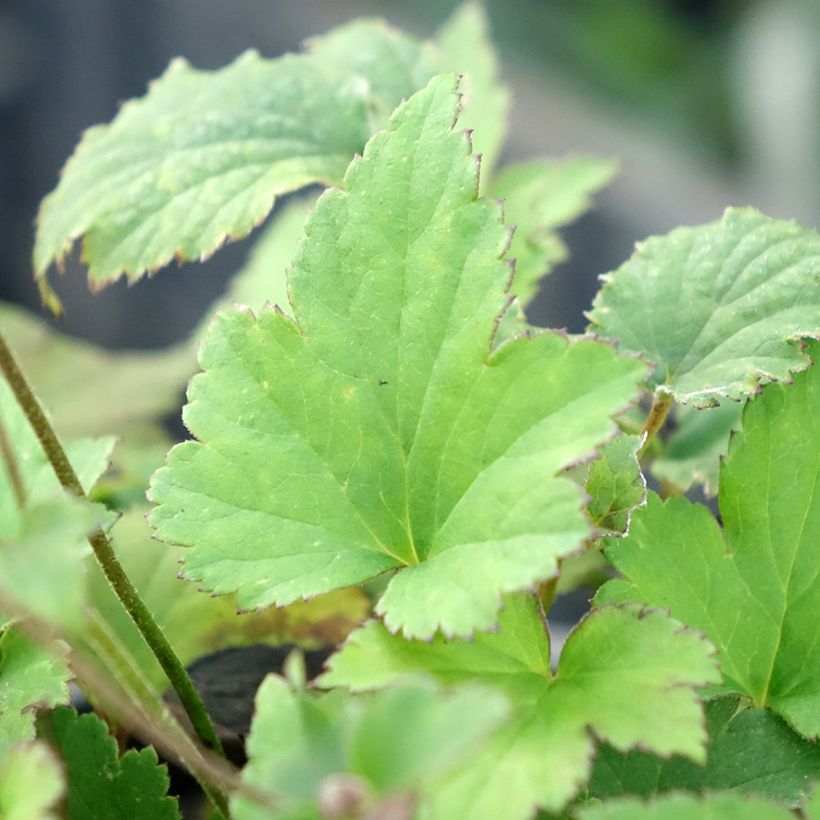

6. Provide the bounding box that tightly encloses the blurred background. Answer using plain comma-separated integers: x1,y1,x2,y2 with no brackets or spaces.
1,0,818,345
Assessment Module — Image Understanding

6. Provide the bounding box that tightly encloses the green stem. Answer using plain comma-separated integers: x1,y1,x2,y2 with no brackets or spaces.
637,391,674,458
0,414,26,508
0,333,226,761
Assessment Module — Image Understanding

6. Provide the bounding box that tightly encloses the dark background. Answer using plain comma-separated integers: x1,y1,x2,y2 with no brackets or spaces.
2,0,818,347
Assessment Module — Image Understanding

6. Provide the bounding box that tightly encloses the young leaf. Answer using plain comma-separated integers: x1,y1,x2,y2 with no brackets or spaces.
587,208,820,406
0,628,71,758
0,303,192,439
323,595,719,818
589,695,820,807
49,707,180,820
436,1,510,178
88,508,369,691
577,793,795,820
150,75,646,639
598,343,820,739
0,741,64,820
492,157,618,304
584,434,645,535
232,677,509,820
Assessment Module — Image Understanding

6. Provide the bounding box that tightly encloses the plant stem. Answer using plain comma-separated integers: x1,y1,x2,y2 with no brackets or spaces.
0,331,225,760
0,414,26,508
638,391,674,458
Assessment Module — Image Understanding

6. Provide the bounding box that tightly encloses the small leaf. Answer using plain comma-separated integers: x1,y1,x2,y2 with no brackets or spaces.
589,695,820,807
650,400,742,495
587,208,820,406
493,156,617,304
49,707,180,820
324,596,719,818
436,1,510,178
0,628,71,759
0,302,192,439
599,342,820,738
88,508,370,691
577,793,795,820
584,434,645,534
0,741,64,820
232,677,508,820
150,76,645,640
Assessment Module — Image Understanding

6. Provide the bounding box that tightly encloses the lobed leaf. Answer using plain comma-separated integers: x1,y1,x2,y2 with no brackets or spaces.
493,157,617,304
599,342,820,738
150,76,645,639
587,208,820,406
0,741,64,820
232,677,508,820
589,695,820,807
577,793,795,820
323,595,719,818
49,707,180,819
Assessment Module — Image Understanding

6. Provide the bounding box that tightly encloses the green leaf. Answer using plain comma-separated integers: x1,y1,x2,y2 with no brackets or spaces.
587,208,820,406
492,157,617,304
0,628,71,759
0,741,64,820
577,793,795,820
589,695,820,807
806,787,820,819
150,76,645,639
599,342,820,738
1,496,102,631
232,677,508,820
88,508,370,691
650,401,742,495
437,1,510,178
0,303,192,440
49,707,180,820
323,596,719,818
584,434,645,535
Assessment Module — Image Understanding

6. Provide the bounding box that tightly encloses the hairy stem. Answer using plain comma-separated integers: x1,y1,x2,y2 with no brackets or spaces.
0,332,226,762
0,414,26,508
638,391,674,458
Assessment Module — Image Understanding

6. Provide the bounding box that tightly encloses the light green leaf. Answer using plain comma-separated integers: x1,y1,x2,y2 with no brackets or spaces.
589,695,820,807
34,54,366,308
324,596,719,818
585,434,645,534
577,793,795,820
0,741,64,820
493,157,617,304
49,707,180,820
232,677,508,820
150,76,645,639
599,343,820,738
307,19,436,129
437,1,510,178
88,508,370,691
1,496,102,631
0,303,192,440
0,628,71,759
806,787,820,819
651,401,742,495
587,208,820,406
